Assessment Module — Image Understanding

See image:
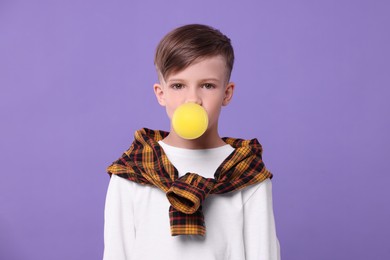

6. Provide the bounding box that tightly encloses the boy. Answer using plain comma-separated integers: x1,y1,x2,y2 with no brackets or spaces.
104,24,280,260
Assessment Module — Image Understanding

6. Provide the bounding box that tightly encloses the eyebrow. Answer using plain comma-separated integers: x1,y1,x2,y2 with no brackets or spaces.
200,78,220,83
167,78,220,83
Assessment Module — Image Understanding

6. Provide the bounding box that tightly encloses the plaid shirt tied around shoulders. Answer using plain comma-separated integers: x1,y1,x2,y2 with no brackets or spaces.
106,128,273,236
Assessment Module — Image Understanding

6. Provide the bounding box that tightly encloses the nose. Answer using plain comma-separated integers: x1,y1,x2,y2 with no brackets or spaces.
185,88,202,105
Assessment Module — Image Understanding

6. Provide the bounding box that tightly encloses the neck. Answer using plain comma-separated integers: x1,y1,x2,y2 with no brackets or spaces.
162,127,226,149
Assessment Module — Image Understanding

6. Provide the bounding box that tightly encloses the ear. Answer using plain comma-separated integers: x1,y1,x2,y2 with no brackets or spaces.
222,82,235,106
153,83,166,106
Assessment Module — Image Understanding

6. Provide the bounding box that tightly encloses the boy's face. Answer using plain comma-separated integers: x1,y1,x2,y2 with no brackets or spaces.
154,55,234,137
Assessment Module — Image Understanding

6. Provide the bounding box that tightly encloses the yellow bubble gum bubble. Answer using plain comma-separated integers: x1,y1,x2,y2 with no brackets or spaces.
172,103,209,140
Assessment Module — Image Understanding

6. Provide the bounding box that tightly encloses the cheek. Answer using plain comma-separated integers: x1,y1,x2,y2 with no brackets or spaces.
165,100,182,119
165,105,176,120
204,102,223,121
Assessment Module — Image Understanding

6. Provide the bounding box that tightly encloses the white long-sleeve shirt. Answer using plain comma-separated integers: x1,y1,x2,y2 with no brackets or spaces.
104,141,280,260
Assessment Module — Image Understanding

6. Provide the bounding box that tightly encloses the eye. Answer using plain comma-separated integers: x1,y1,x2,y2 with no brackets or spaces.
171,83,184,90
202,83,215,89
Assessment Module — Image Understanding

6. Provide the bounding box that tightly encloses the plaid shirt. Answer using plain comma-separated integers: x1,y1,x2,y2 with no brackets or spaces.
106,128,273,236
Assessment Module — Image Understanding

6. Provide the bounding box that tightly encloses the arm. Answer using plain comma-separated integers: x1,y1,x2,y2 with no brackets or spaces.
243,178,281,260
103,174,136,260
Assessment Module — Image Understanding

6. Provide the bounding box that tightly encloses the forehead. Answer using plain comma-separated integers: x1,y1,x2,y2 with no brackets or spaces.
165,56,228,82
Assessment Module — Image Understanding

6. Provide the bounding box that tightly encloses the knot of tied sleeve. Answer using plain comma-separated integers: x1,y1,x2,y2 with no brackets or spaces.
106,128,273,236
167,173,216,215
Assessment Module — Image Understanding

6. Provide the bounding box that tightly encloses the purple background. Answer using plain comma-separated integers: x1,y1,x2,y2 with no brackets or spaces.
1,0,389,259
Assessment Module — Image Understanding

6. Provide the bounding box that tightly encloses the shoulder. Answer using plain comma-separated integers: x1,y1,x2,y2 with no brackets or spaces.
107,174,140,195
242,178,273,205
109,174,133,186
